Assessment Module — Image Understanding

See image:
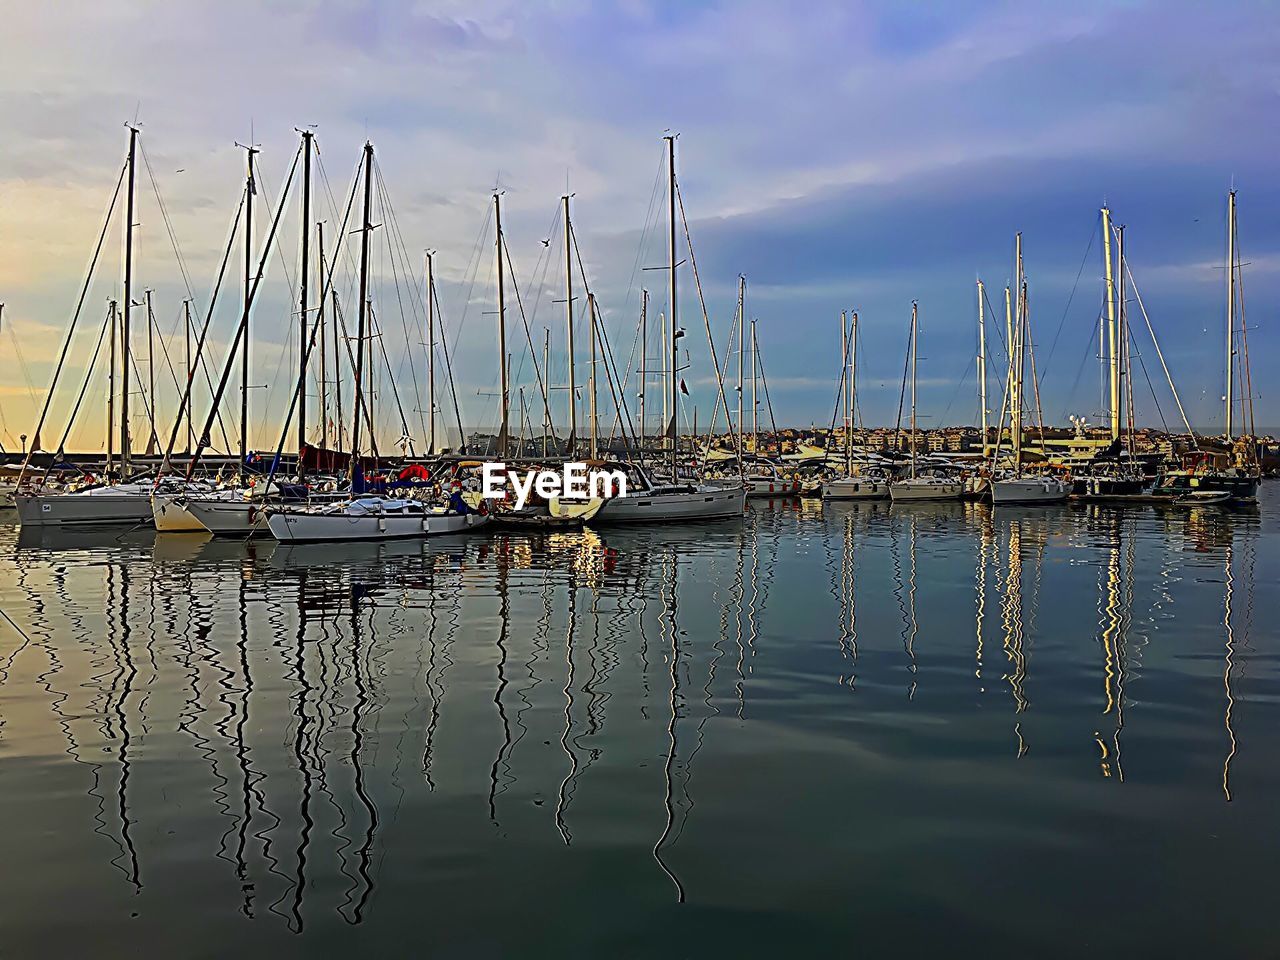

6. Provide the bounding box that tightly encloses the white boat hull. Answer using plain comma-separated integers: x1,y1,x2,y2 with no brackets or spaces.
151,493,209,532
551,484,745,524
888,479,963,502
268,508,489,543
745,476,801,498
990,477,1070,504
184,497,271,537
821,477,889,500
15,491,154,527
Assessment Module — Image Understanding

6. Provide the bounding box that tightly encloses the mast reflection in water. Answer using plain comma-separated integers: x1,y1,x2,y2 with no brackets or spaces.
0,488,1277,956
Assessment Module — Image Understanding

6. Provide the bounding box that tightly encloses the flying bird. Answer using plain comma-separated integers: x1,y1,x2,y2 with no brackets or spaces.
541,238,550,247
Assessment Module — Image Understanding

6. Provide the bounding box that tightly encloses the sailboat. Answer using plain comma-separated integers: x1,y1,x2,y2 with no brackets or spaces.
1069,208,1149,501
16,127,157,527
170,138,278,537
990,234,1069,505
267,142,487,544
550,135,745,524
823,309,889,500
889,302,962,502
1152,190,1260,503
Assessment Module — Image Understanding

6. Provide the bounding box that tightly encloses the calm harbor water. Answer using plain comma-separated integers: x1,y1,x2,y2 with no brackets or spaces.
1,488,1277,957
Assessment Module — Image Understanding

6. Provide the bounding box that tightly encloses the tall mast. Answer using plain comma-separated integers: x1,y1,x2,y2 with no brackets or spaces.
145,288,156,455
121,125,138,476
107,299,117,475
751,318,759,454
736,275,745,460
1003,284,1013,451
1223,189,1233,442
332,286,342,454
1101,205,1120,441
841,311,848,466
563,195,576,453
977,279,988,451
349,142,374,483
588,292,599,459
848,312,857,473
1012,233,1023,469
239,142,258,484
543,328,551,457
183,298,193,455
910,301,918,479
298,129,312,459
665,134,678,477
317,222,327,453
494,193,510,458
426,251,436,455
660,310,668,450
639,289,648,451
1117,223,1128,448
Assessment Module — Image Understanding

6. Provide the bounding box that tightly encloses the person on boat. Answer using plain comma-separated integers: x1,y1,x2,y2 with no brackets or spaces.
448,481,474,516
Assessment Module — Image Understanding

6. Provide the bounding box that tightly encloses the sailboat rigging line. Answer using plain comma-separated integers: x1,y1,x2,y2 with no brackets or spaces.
1041,220,1097,377
673,179,736,476
892,318,912,452
568,222,640,452
622,149,667,313
501,230,558,447
1060,316,1100,422
1120,258,1197,441
602,290,645,448
138,140,198,300
18,156,127,485
369,303,414,453
372,161,453,448
1231,217,1257,439
981,284,1010,362
430,279,467,452
185,141,304,477
38,306,114,485
371,162,429,447
157,194,247,475
1022,287,1051,455
262,162,361,489
755,339,780,436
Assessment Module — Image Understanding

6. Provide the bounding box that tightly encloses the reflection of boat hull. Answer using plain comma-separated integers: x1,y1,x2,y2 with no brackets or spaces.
1172,491,1232,507
552,485,745,523
15,492,154,527
151,493,208,532
821,477,889,500
991,477,1070,505
888,479,963,501
184,498,270,537
268,508,489,543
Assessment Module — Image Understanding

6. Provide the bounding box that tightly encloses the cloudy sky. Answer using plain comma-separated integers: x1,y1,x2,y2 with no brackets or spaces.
2,0,1278,455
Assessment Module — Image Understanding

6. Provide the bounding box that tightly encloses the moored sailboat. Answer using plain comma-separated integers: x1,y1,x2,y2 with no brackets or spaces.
890,302,962,502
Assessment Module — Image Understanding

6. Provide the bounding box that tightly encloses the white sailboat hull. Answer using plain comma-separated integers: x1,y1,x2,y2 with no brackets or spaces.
551,484,745,524
268,508,489,543
151,493,209,532
184,497,270,537
990,477,1070,504
15,490,154,527
821,477,889,500
888,479,963,502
